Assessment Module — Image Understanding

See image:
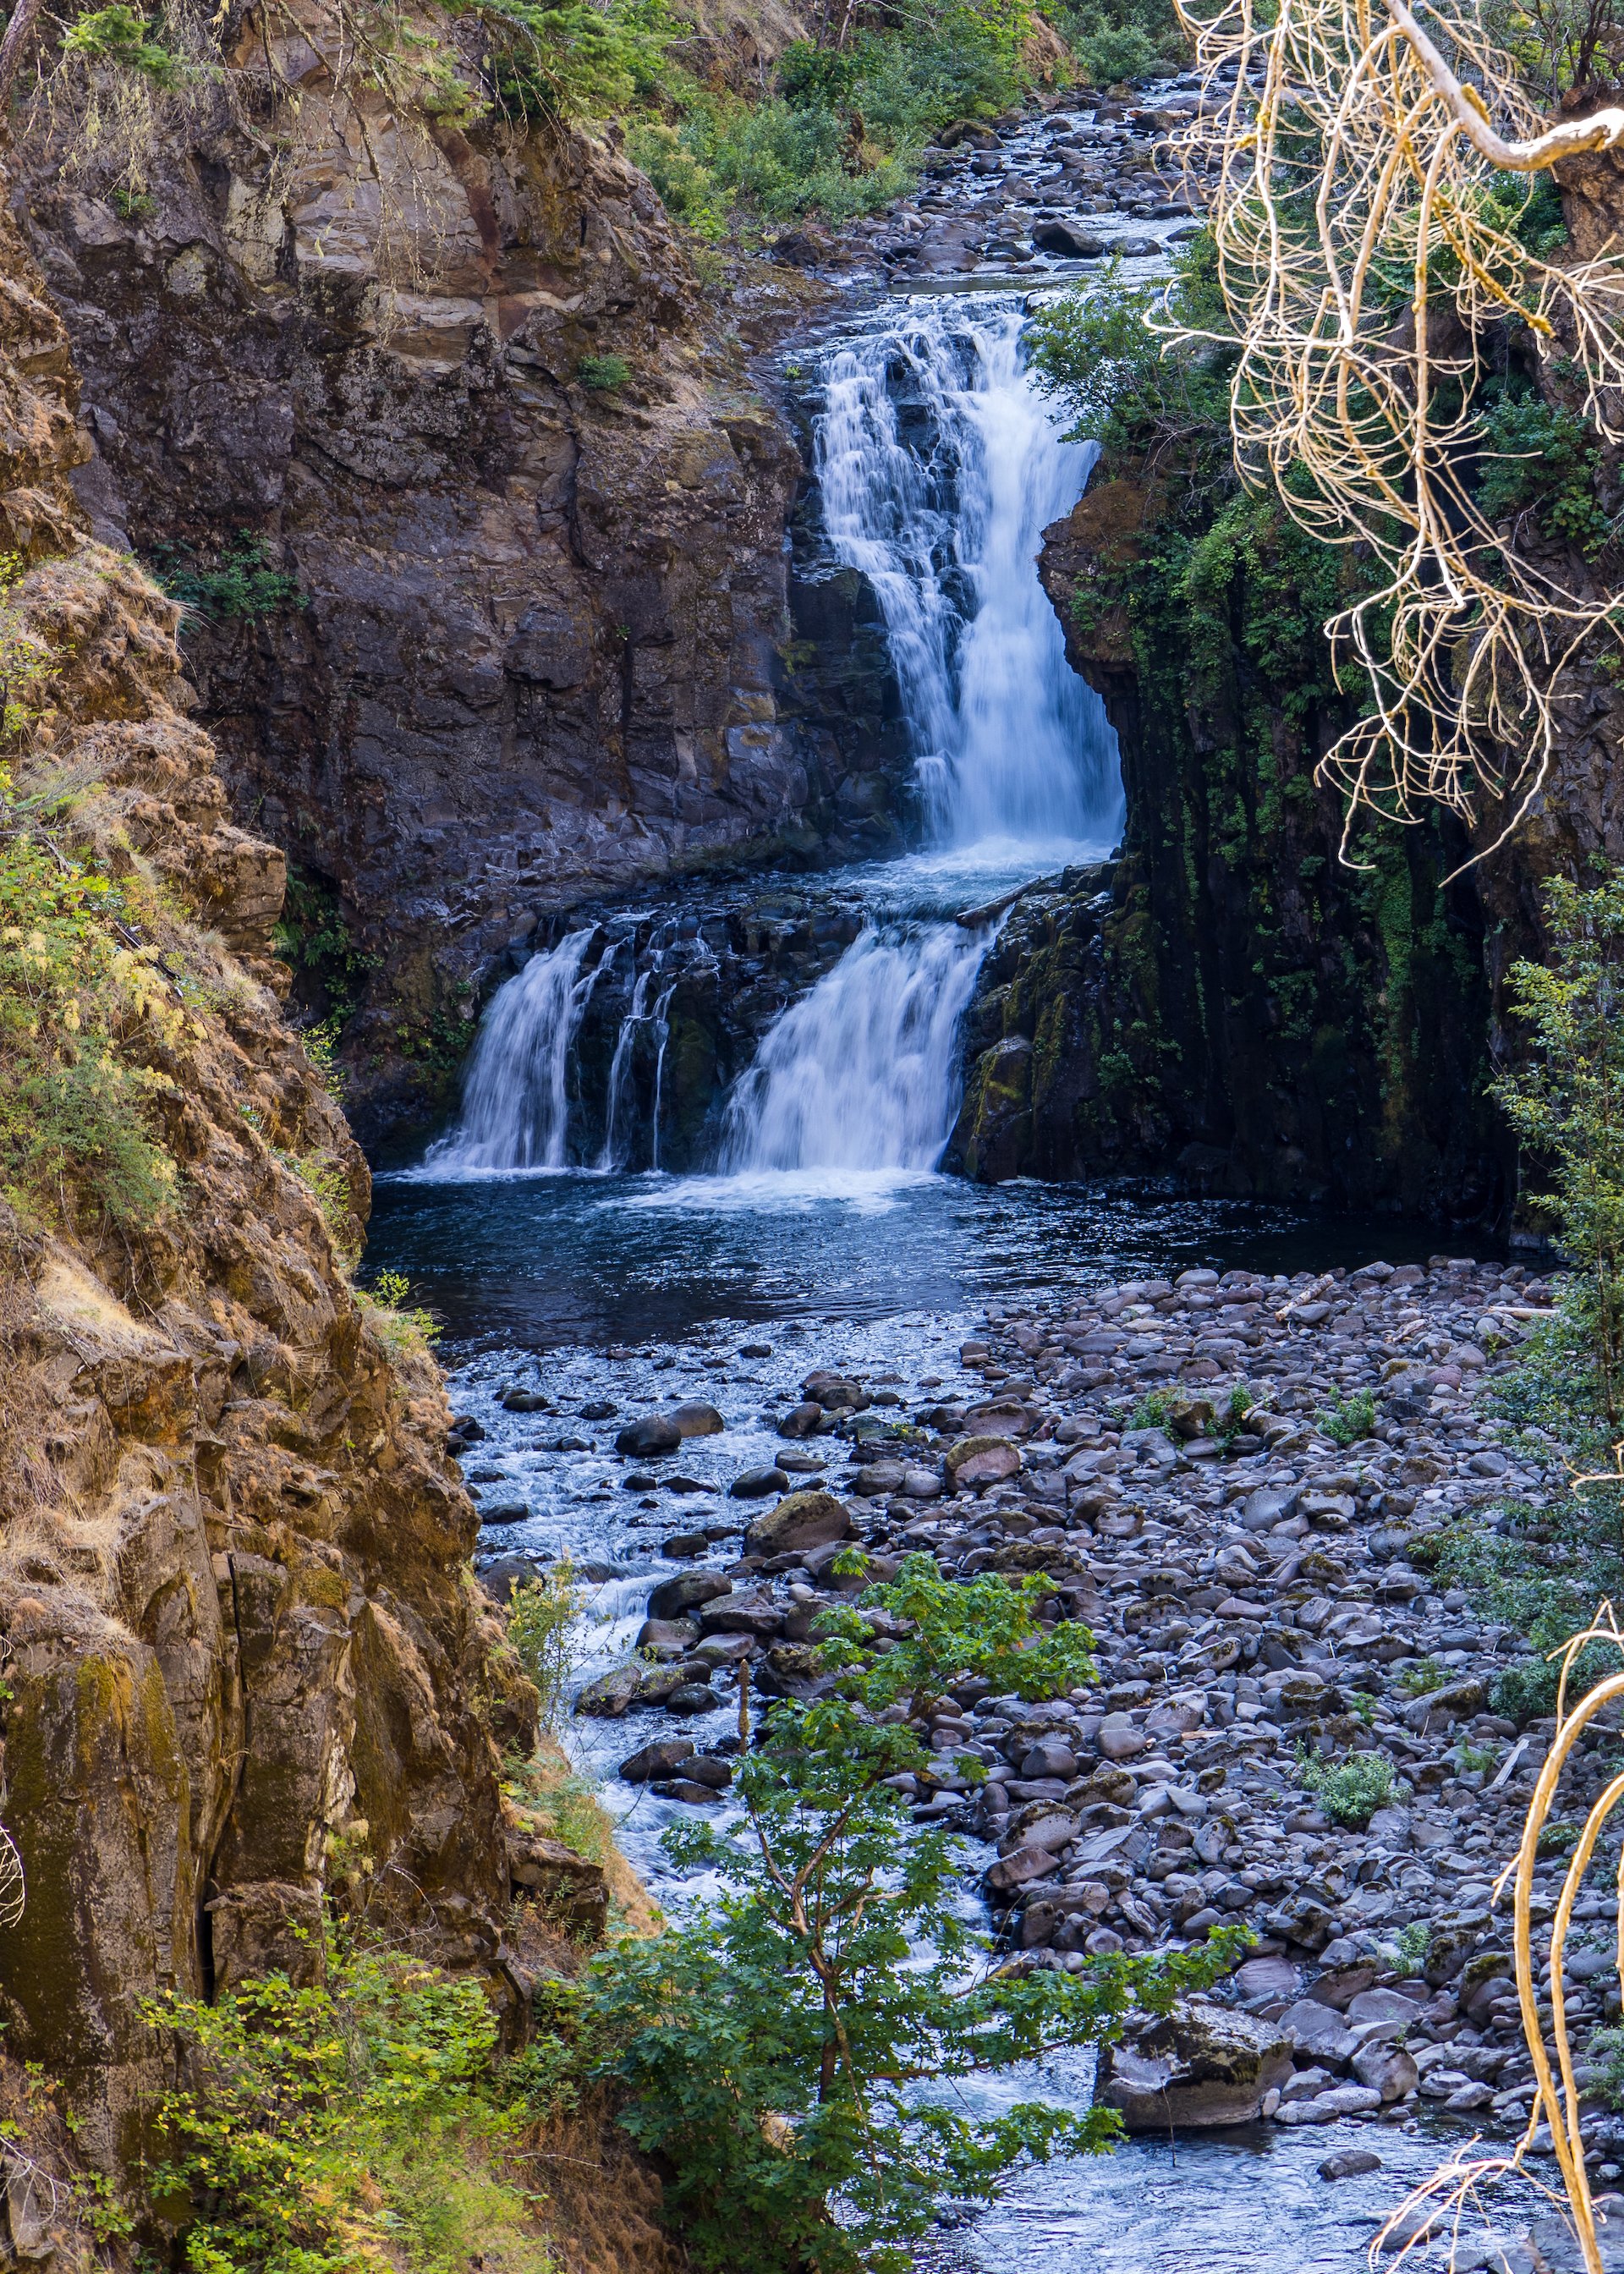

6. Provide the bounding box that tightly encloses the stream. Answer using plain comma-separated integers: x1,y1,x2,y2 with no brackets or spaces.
368,96,1530,2274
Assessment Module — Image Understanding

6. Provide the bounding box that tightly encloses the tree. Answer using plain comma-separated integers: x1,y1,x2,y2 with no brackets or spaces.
1166,0,1624,867
575,1560,1240,2273
1495,869,1624,1422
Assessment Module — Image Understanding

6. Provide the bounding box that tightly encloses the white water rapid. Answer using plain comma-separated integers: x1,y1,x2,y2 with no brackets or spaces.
720,923,989,1174
425,928,601,1174
814,295,1122,851
425,293,1122,1181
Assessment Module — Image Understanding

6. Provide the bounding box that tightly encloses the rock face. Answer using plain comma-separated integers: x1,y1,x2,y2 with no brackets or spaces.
947,467,1506,1210
1100,2001,1292,2129
15,0,911,1144
0,190,535,2180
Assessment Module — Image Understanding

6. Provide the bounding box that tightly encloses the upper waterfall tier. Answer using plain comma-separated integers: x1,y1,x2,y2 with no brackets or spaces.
812,295,1122,854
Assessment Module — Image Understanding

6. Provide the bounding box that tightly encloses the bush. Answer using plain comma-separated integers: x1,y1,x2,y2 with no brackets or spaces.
1296,1747,1395,1828
471,0,675,120
575,352,632,392
155,533,303,622
508,1559,584,1729
61,4,182,85
1477,390,1614,558
0,765,180,1232
1318,1387,1377,1446
146,1933,555,2274
1073,20,1160,81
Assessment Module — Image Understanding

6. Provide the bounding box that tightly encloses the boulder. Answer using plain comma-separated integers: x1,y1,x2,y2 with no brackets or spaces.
635,1616,701,1655
577,1666,643,1717
678,1754,733,1789
666,1682,720,1716
619,1738,696,1782
1099,2002,1292,2130
616,1414,683,1457
1097,1712,1146,1761
1032,218,1106,257
852,1460,908,1497
776,1402,826,1438
802,1370,867,1411
673,1400,726,1438
647,1571,732,1621
731,1465,790,1498
962,1398,1040,1439
744,1489,854,1557
1351,2041,1419,2102
1276,2084,1383,2124
945,1436,1023,1488
1279,1997,1357,2065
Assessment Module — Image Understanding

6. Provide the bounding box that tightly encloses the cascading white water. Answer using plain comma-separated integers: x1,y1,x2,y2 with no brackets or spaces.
425,930,601,1173
814,296,1123,852
721,924,989,1174
429,293,1123,1184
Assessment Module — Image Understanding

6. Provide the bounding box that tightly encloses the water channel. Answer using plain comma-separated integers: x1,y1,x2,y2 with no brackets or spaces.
370,200,1522,2273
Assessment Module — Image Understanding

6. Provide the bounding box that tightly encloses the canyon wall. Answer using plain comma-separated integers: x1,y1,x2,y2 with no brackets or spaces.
0,184,584,2213
951,472,1510,1214
16,0,911,1145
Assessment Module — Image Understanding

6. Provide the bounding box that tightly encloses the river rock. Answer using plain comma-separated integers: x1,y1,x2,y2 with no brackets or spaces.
803,1370,867,1410
577,1666,643,1717
1351,2041,1419,2101
744,1489,854,1556
732,1465,790,1497
1032,218,1106,256
647,1571,732,1620
478,1556,544,1602
619,1738,696,1782
698,1593,785,1638
852,1459,908,1496
616,1414,683,1456
776,1402,826,1438
665,1682,720,1716
1097,1712,1146,1761
1100,2002,1292,2129
673,1400,726,1437
636,1617,701,1655
1319,2148,1382,2181
962,1398,1040,1438
945,1436,1023,1487
1276,2084,1383,2124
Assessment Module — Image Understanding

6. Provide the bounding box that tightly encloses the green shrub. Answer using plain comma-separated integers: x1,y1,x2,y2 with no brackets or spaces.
359,1268,442,1357
0,766,180,1232
1129,1386,1176,1430
627,124,729,235
508,1558,584,1729
145,1933,555,2274
1477,391,1614,559
1318,1387,1377,1446
1072,20,1160,80
1393,1920,1431,1973
156,533,303,622
469,0,674,120
576,352,633,392
1296,1747,1395,1828
1397,1656,1448,1698
61,3,182,85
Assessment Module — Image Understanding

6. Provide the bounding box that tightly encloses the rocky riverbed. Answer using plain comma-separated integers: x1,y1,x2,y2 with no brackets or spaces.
455,1244,1624,2211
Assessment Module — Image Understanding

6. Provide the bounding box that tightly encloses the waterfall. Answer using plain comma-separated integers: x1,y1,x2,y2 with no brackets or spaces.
813,297,1122,852
721,923,990,1174
425,930,601,1173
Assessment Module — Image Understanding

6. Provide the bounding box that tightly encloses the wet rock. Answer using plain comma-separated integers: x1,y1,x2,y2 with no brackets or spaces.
636,1616,702,1655
673,1400,727,1438
1100,2002,1293,2129
619,1738,696,1782
1276,2084,1383,2124
1319,2147,1382,2180
743,1489,855,1556
1031,218,1106,256
617,1414,683,1457
945,1436,1023,1487
666,1683,721,1716
578,1666,644,1717
479,1501,530,1526
647,1571,732,1620
962,1398,1040,1438
777,1402,826,1439
732,1465,791,1497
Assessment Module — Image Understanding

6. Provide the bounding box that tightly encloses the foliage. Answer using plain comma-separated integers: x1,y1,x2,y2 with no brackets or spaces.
1397,1656,1449,1698
1296,1745,1395,1827
273,870,376,1041
61,4,182,85
815,1549,1096,1717
508,1560,584,1730
1317,1387,1378,1446
1027,233,1236,470
469,0,674,121
628,0,1033,231
1393,1920,1431,1972
579,1690,1237,2274
564,1557,1234,2271
1495,872,1624,1422
145,1932,555,2274
575,352,632,392
1212,1382,1255,1445
359,1269,442,1356
1587,2024,1624,2111
155,534,303,623
1476,390,1614,559
1049,0,1183,81
1128,1386,1176,1429
277,1145,360,1272
0,766,180,1230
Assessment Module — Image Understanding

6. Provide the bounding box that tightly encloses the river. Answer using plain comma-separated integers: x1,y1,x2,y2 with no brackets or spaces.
367,181,1522,2273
